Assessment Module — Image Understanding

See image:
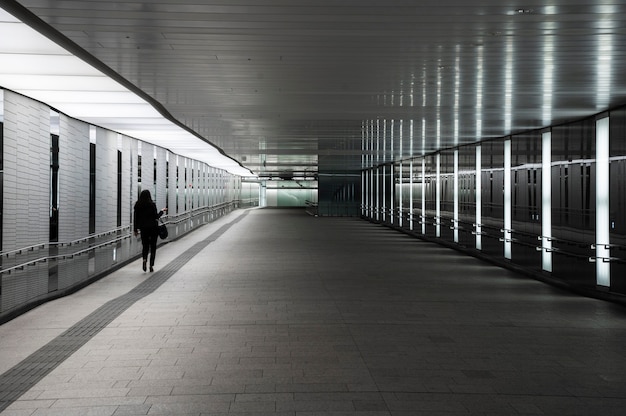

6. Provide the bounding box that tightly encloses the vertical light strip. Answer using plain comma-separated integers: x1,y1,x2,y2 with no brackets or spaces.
453,149,459,243
371,121,375,219
421,158,426,235
409,120,414,231
436,153,441,237
504,139,512,259
542,131,552,272
409,160,414,231
596,117,610,287
390,120,394,225
371,167,375,220
476,145,482,250
362,122,366,216
422,118,426,155
399,120,403,227
382,120,386,221
382,164,386,222
454,45,461,146
399,163,403,227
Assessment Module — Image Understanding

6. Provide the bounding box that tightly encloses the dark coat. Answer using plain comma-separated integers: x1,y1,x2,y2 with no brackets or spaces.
133,201,163,233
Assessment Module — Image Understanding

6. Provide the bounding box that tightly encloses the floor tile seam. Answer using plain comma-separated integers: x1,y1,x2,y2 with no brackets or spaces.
377,389,618,400
321,272,393,414
0,210,250,413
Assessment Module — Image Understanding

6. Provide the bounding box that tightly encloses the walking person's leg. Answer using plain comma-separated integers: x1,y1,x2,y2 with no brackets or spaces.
148,232,158,272
140,230,150,271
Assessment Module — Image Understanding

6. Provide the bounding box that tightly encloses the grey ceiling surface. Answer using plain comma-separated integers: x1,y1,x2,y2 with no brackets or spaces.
12,0,626,177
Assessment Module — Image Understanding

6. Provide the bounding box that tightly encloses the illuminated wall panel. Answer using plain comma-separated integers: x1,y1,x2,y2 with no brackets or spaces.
504,139,511,259
475,145,482,250
541,131,552,272
453,150,459,243
436,153,441,237
596,117,610,287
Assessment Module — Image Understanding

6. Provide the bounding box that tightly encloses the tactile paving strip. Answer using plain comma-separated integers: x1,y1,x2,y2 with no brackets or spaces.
0,211,248,411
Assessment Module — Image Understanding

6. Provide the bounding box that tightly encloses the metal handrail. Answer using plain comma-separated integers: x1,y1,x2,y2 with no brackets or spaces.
0,201,239,273
1,225,132,258
1,233,132,275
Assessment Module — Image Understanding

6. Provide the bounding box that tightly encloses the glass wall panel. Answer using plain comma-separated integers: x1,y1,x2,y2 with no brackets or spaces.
439,150,455,242
551,119,596,288
394,161,412,230
318,174,358,216
480,140,505,257
458,146,476,248
511,131,542,270
383,164,393,223
609,108,626,293
409,158,425,233
424,155,437,237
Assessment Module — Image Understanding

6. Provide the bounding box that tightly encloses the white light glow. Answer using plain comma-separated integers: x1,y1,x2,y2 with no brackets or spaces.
596,117,610,287
436,153,441,238
422,118,426,154
421,158,426,235
542,131,552,272
476,145,482,250
409,160,414,231
454,46,460,146
453,149,459,243
0,7,252,176
398,161,403,227
504,139,512,259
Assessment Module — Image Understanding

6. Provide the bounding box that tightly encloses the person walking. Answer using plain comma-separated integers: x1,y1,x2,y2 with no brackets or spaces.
133,190,167,272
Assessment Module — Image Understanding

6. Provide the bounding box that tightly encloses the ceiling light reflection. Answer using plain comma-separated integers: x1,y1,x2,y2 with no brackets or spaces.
476,46,484,139
0,6,252,176
542,35,554,126
596,34,613,109
504,37,514,133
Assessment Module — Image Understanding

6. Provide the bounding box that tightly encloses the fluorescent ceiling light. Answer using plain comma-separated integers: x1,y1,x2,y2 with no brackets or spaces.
0,6,253,177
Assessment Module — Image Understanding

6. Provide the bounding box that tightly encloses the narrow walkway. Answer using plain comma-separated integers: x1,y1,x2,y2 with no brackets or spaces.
1,208,626,415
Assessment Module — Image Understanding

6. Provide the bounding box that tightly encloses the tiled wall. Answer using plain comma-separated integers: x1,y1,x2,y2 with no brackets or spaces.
3,91,50,249
58,115,90,241
0,88,242,322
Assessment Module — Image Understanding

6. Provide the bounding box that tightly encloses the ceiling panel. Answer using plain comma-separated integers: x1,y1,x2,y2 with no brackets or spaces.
7,0,626,177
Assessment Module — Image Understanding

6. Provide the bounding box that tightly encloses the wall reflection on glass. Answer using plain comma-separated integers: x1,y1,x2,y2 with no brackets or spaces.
480,141,505,258
511,131,542,270
551,119,596,288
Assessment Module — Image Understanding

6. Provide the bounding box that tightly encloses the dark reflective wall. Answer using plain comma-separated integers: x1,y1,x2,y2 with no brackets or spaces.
424,155,437,238
458,146,476,248
481,141,505,258
364,108,626,299
440,150,455,242
551,119,596,288
511,132,542,271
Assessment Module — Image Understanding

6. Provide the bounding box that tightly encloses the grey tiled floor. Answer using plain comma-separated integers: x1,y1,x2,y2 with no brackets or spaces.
1,208,626,415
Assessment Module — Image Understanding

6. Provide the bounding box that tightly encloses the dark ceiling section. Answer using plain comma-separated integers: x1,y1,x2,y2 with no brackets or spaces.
15,1,626,177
